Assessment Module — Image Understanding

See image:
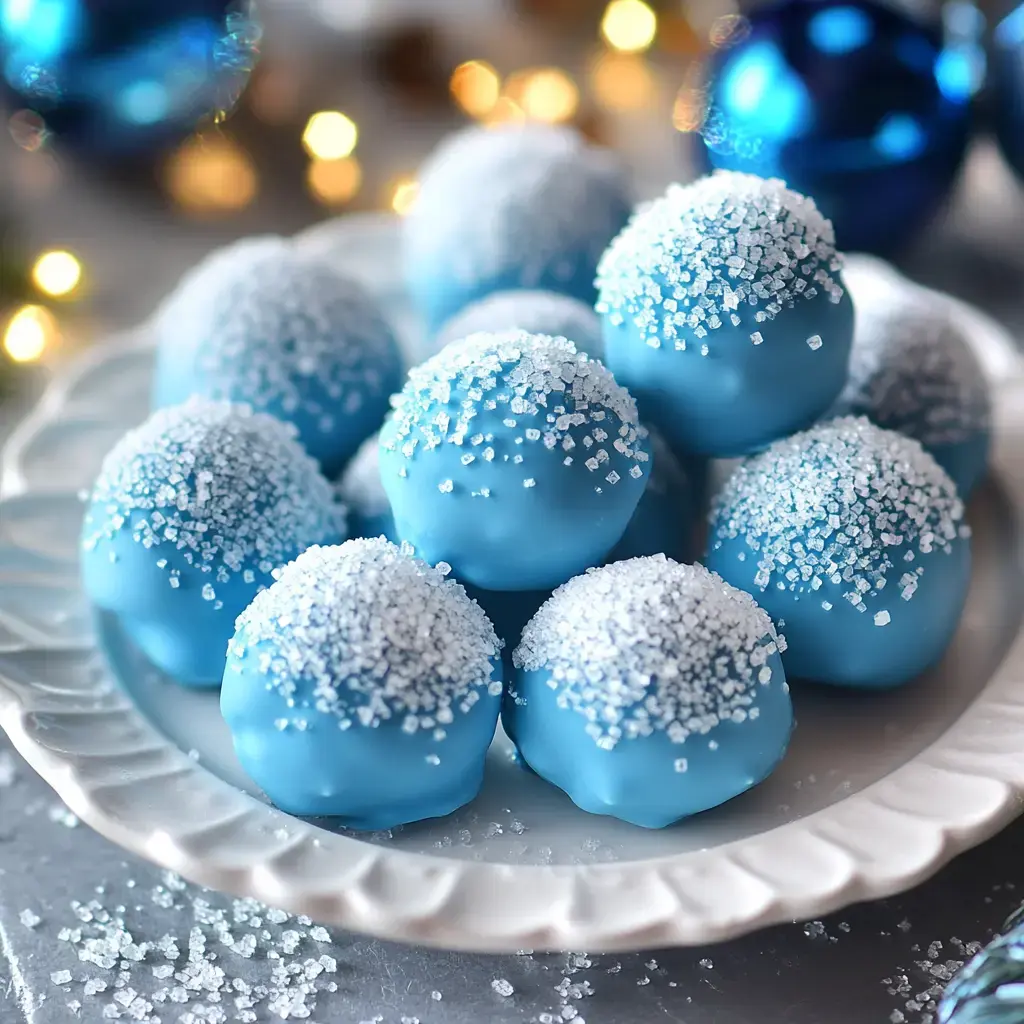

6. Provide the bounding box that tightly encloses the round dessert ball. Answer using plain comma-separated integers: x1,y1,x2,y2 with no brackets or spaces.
505,556,793,828
404,124,631,333
152,239,404,479
834,259,992,498
609,428,706,564
596,171,855,458
81,399,346,688
221,539,503,828
335,432,397,543
705,417,971,689
435,290,603,358
379,330,651,591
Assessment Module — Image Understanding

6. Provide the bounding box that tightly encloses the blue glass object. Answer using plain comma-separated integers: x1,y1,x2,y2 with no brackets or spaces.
992,3,1024,180
692,0,975,254
938,906,1024,1023
0,0,260,152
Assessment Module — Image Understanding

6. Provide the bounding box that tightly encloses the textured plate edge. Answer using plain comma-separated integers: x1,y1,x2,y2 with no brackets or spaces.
0,228,1023,952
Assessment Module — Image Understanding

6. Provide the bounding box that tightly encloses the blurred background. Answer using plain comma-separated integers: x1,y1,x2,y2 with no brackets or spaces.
1,0,1023,409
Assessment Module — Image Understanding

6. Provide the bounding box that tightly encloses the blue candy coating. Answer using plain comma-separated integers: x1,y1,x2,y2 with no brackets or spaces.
692,0,974,255
403,124,631,333
994,4,1024,183
706,417,971,689
434,290,604,359
152,238,403,478
221,540,503,829
380,331,650,591
81,399,346,687
833,257,992,498
597,172,854,457
506,557,793,828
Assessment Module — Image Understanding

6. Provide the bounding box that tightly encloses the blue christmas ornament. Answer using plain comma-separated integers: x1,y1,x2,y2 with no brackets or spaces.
0,0,259,153
992,4,1024,180
691,0,975,254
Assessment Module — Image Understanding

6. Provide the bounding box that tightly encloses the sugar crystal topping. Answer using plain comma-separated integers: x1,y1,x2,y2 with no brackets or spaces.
383,331,646,479
83,399,344,582
513,555,785,749
710,417,967,607
838,266,991,446
596,171,844,350
230,539,501,729
189,249,399,433
436,289,602,356
407,124,628,289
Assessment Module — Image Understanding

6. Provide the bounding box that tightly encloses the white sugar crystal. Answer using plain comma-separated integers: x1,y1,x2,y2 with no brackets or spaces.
232,540,501,730
523,478,536,488
597,172,843,351
673,758,688,773
515,556,783,748
51,970,73,985
20,909,41,928
806,334,822,350
438,479,454,494
874,610,891,626
491,978,515,997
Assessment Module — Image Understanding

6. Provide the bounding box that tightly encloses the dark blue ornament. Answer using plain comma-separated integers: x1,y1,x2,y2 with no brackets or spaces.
938,904,1024,1023
991,4,1024,180
0,0,260,154
691,0,976,255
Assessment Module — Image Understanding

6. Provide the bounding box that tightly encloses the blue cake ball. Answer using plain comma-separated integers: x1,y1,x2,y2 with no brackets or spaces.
706,417,971,689
404,124,631,333
505,556,793,828
335,432,397,543
834,258,992,498
596,171,855,457
81,399,346,688
221,539,503,828
152,239,403,479
609,428,705,564
379,330,651,591
435,289,603,358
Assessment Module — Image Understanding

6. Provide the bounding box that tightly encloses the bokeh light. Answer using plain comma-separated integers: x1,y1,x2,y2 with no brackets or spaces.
450,60,501,118
389,177,420,216
510,68,580,123
165,135,258,215
7,109,48,151
601,0,658,54
591,53,657,111
302,111,358,160
31,250,82,298
483,95,527,126
307,157,363,206
3,305,58,363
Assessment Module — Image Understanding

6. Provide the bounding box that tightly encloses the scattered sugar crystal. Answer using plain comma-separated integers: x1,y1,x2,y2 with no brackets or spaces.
309,926,330,943
51,970,73,985
750,332,763,345
492,978,515,997
673,759,688,773
806,334,823,350
523,478,536,488
874,610,891,626
20,909,41,928
699,958,715,969
431,990,443,1001
438,479,454,494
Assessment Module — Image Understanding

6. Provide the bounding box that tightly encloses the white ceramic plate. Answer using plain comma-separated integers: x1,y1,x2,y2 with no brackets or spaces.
2,216,1024,954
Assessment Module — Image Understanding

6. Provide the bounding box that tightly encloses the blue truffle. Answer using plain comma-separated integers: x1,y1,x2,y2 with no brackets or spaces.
435,289,603,358
505,556,793,828
833,256,992,498
221,539,503,828
152,238,403,479
706,417,971,689
404,124,631,333
335,432,397,543
81,399,346,688
596,171,855,457
380,331,651,591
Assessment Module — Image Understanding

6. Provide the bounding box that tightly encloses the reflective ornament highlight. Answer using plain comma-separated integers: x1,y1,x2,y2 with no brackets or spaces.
691,0,975,254
992,3,1024,181
0,0,260,153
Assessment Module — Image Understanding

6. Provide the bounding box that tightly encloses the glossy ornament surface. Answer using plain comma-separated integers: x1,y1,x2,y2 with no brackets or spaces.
692,0,974,254
992,3,1024,180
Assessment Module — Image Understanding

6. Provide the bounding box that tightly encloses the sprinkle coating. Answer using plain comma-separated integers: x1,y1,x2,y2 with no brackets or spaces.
231,539,502,730
83,398,344,584
596,171,845,350
710,417,967,609
513,555,785,749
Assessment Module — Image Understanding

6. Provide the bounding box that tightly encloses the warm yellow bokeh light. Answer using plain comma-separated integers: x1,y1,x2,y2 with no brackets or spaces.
3,305,57,363
450,60,501,118
672,87,707,133
307,156,363,206
166,135,258,215
483,95,526,127
31,250,82,298
601,0,658,53
302,111,358,161
389,177,420,216
516,68,579,124
591,52,657,111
